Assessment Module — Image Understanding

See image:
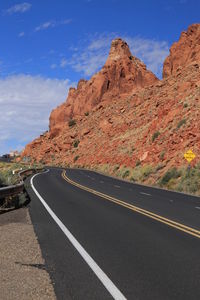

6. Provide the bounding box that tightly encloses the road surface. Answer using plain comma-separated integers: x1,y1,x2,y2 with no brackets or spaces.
27,167,200,300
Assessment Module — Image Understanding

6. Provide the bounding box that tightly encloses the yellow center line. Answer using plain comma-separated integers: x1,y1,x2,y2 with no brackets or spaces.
61,170,200,239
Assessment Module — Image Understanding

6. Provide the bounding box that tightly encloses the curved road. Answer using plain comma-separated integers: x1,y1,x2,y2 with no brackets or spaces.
27,168,200,300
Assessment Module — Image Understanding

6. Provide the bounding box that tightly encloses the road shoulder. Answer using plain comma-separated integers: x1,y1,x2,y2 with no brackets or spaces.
0,208,56,300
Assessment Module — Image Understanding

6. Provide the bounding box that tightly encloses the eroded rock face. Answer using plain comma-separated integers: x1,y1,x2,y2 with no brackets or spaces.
49,38,158,135
163,24,200,78
21,24,200,177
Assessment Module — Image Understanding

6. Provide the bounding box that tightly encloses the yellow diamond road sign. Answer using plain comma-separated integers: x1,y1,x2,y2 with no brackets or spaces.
184,150,196,163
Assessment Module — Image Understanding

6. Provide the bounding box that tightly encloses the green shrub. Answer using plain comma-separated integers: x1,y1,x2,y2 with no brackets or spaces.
130,165,154,182
152,131,160,142
130,176,136,182
160,150,165,160
177,118,186,129
73,139,80,148
68,119,76,127
176,165,200,194
183,103,188,108
85,112,89,116
160,167,181,185
122,169,130,178
74,155,79,162
141,165,153,179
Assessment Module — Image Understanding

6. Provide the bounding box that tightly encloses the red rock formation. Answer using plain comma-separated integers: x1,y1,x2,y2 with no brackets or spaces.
163,24,200,78
22,24,200,185
49,38,158,136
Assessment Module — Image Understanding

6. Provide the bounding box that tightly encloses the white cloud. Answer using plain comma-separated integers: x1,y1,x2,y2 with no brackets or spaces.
69,35,112,77
35,19,72,32
18,31,25,37
0,75,72,154
35,21,56,32
124,37,169,76
50,64,57,69
60,58,67,68
60,19,72,25
69,34,169,78
4,2,31,15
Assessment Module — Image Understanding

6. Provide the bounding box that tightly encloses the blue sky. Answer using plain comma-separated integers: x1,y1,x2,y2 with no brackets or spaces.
0,0,199,155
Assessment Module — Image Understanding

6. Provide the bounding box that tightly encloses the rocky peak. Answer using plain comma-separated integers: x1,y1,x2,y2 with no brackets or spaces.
105,38,132,64
163,23,200,78
49,38,158,136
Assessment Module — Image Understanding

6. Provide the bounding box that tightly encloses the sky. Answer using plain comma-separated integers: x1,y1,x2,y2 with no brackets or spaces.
0,0,199,155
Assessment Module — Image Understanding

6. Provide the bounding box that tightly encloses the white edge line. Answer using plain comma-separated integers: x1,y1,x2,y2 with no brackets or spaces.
30,173,127,300
140,192,151,196
195,207,200,210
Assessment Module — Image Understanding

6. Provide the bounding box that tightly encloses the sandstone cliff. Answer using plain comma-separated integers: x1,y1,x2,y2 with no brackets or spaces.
163,24,200,78
49,38,158,137
22,24,200,192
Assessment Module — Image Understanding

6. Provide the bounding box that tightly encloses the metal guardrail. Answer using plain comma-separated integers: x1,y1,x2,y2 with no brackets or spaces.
0,182,24,199
0,168,44,201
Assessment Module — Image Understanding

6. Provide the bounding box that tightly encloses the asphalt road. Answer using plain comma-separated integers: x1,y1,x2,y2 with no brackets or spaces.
27,167,200,300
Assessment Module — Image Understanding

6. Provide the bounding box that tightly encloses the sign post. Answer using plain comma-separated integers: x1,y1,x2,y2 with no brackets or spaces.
184,150,196,174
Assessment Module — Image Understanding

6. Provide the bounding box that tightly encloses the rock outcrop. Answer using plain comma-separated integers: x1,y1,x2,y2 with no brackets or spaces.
49,38,158,136
22,24,200,184
163,24,200,78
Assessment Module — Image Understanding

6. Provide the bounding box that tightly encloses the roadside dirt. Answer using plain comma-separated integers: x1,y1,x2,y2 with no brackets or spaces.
0,208,56,300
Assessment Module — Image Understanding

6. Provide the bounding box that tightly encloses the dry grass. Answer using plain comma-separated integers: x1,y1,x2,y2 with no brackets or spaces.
92,162,200,196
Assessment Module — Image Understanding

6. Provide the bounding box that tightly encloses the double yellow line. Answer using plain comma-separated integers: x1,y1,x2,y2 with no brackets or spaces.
62,170,200,239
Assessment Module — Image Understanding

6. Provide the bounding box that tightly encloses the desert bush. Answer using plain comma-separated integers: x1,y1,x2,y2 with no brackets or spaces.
130,167,141,182
130,165,153,182
160,150,165,160
176,165,200,194
152,131,160,142
0,162,28,186
122,169,130,178
177,118,186,129
160,167,181,186
68,119,76,127
73,140,80,148
74,155,79,162
141,165,153,179
85,112,89,116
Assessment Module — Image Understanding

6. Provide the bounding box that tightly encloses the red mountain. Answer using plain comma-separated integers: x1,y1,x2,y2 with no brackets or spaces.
21,24,200,193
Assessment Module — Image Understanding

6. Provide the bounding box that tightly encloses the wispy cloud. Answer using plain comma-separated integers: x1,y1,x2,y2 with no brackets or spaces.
3,2,32,15
35,21,56,32
125,37,169,76
0,75,72,154
60,19,72,25
60,58,67,68
18,31,25,38
68,34,113,77
50,64,57,69
68,33,169,78
35,19,72,32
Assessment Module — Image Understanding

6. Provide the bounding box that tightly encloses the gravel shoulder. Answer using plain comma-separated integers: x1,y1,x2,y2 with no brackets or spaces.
0,208,56,300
